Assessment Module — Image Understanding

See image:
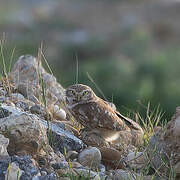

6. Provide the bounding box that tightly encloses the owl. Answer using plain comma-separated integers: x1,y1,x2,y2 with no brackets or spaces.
65,84,142,132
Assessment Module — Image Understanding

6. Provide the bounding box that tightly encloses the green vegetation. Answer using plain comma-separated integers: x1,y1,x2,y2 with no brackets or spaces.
53,29,180,121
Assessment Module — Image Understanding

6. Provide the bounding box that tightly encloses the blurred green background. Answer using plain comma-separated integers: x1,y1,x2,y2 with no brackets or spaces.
1,0,180,120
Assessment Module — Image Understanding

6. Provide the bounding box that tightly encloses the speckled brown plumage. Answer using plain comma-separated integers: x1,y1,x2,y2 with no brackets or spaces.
65,84,141,132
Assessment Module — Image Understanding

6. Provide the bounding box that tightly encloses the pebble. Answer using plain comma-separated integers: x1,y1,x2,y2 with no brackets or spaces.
78,147,101,169
0,107,11,118
53,105,66,120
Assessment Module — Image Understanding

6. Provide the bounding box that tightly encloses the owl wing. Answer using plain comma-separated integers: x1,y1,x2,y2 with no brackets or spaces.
103,100,142,131
91,99,129,131
115,111,142,130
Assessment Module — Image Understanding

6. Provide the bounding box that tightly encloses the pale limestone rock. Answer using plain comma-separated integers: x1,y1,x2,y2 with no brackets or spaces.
0,134,9,156
9,55,64,106
53,105,66,120
0,104,48,156
5,162,23,180
9,55,75,121
147,106,180,177
78,147,101,169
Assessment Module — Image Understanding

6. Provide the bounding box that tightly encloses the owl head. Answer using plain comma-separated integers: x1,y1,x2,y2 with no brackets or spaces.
66,84,97,105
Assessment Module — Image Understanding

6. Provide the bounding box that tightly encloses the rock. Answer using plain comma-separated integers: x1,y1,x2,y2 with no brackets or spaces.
112,169,142,180
42,120,85,153
111,169,157,180
0,104,48,156
10,155,57,180
48,150,66,166
30,104,48,119
66,150,78,160
0,96,5,103
8,55,72,120
0,88,5,96
0,134,9,156
146,107,180,177
0,107,11,118
40,170,47,176
8,93,25,102
70,162,83,168
5,162,23,180
15,100,33,111
52,161,69,170
10,155,59,180
98,164,106,173
0,156,11,180
78,147,101,169
53,160,82,170
34,173,56,180
127,151,147,170
73,168,103,180
52,105,66,120
55,168,76,179
55,151,66,161
100,147,124,169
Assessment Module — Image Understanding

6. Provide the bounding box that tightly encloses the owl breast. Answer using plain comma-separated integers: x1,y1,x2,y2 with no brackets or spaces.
69,99,129,131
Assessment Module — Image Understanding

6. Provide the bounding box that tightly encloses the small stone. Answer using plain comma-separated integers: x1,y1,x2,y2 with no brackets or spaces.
55,151,66,160
3,100,15,107
78,147,101,169
127,151,146,169
66,151,78,160
0,156,11,180
0,134,9,156
15,101,30,111
0,88,5,96
73,168,102,180
5,162,23,180
41,170,47,176
30,104,47,117
11,155,40,179
9,93,25,101
70,162,82,168
0,107,11,118
53,105,66,120
0,96,5,103
28,95,40,104
112,169,140,180
56,168,76,178
98,164,106,173
52,161,69,169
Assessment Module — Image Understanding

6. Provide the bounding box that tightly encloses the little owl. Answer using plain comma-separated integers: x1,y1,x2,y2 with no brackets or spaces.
65,84,141,132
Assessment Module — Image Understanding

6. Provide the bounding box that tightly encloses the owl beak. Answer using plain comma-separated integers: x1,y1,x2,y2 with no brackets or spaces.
77,95,81,101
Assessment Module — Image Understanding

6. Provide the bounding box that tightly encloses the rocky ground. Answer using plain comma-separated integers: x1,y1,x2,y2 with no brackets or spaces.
0,55,180,180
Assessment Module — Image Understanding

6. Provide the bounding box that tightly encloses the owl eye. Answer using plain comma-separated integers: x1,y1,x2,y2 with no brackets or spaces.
82,90,89,96
69,90,76,95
